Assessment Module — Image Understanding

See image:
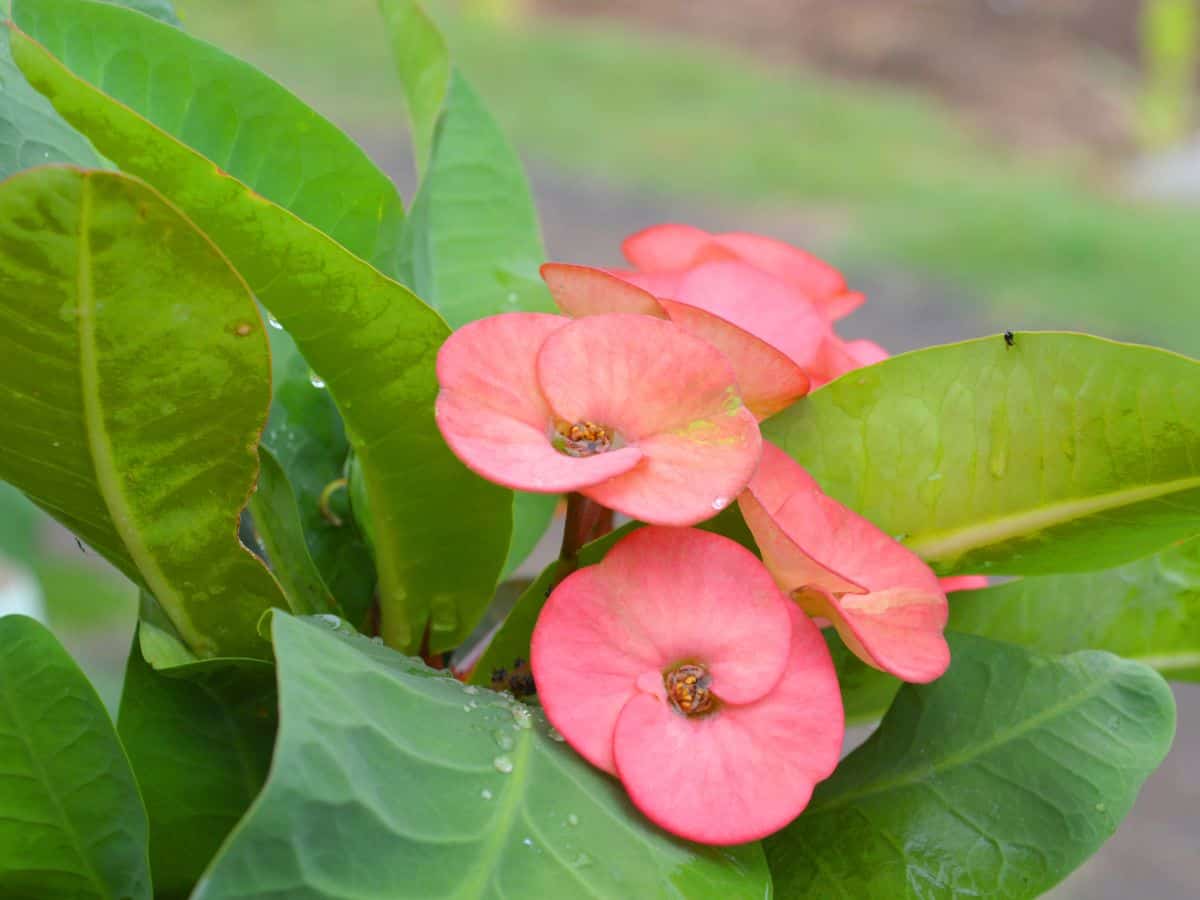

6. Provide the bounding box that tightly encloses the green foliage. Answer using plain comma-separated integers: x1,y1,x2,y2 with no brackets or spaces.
0,615,150,900
767,333,1200,576
10,0,513,653
248,449,338,617
196,613,771,898
260,327,375,623
766,633,1176,898
0,167,283,659
117,638,275,899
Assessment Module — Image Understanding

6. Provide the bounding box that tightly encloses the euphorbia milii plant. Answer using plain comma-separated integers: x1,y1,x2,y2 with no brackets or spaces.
0,4,1186,894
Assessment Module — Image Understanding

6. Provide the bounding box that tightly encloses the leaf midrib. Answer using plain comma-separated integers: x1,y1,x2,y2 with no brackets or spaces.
908,475,1200,565
74,174,205,654
0,649,111,898
808,669,1116,816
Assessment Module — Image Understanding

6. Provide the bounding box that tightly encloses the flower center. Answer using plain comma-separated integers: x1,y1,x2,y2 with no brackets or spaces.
664,663,714,716
553,420,614,457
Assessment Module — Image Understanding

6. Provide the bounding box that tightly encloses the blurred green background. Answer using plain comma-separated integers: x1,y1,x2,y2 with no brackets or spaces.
2,2,1197,897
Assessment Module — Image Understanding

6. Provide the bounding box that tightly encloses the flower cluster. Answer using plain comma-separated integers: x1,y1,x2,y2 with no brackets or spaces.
436,224,974,845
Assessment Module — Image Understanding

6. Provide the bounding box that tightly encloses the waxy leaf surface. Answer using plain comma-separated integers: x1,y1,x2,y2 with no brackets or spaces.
766,333,1200,575
197,613,771,899
11,0,512,652
0,167,282,658
117,637,275,899
766,633,1176,898
0,615,150,899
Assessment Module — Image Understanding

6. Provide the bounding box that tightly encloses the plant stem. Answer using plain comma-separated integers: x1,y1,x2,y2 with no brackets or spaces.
560,492,613,563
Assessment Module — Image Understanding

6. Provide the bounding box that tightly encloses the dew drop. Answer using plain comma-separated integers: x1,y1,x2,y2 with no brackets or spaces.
481,788,493,800
566,813,579,826
494,731,515,751
266,314,283,330
511,706,532,729
1095,802,1106,813
309,371,326,389
547,727,566,743
572,852,592,868
493,755,514,774
370,636,384,645
315,614,340,628
463,705,472,712
463,685,479,695
711,496,729,511
522,837,534,848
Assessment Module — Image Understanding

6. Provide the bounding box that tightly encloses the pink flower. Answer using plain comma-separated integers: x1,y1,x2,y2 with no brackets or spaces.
532,527,844,845
621,224,865,321
739,443,950,683
435,312,761,525
541,263,810,419
939,575,989,592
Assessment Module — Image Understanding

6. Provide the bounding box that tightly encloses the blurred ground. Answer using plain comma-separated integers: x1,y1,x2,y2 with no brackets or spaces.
541,0,1143,161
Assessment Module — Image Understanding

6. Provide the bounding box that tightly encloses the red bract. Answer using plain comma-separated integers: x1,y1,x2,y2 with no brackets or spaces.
531,527,844,845
542,263,810,419
739,443,951,683
621,223,865,321
435,312,761,525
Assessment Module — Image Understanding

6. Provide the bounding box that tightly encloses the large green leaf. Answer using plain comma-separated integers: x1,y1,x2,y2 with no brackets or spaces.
12,0,402,272
0,0,178,181
197,613,772,899
378,0,448,173
766,633,1176,898
0,615,150,899
117,634,275,900
260,327,374,624
0,167,282,658
765,333,1200,576
11,1,512,653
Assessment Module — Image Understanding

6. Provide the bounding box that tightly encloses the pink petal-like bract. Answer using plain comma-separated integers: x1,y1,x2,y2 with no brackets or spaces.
435,313,644,492
939,575,989,592
536,314,761,525
436,312,761,524
622,223,863,321
531,527,843,844
740,443,950,683
614,603,843,845
542,263,809,419
532,527,793,772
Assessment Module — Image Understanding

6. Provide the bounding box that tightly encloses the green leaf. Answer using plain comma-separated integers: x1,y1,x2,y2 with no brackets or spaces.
12,0,402,273
502,490,558,579
765,333,1200,576
951,537,1200,680
0,615,150,900
261,327,374,624
11,3,513,653
0,167,282,659
248,448,337,617
399,71,554,328
0,0,178,182
117,633,275,899
766,633,1177,898
197,613,771,899
0,481,38,561
377,0,448,173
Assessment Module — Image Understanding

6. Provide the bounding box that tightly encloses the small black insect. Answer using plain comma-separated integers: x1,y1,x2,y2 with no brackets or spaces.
1004,330,1015,348
74,537,86,554
491,657,536,698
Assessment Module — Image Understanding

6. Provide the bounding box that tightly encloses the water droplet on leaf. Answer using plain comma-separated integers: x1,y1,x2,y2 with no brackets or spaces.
566,813,579,826
493,755,514,774
266,314,282,330
481,788,493,800
309,371,326,389
314,614,340,628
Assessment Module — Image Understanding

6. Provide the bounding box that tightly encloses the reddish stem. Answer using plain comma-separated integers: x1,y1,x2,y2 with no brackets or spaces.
560,492,613,562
